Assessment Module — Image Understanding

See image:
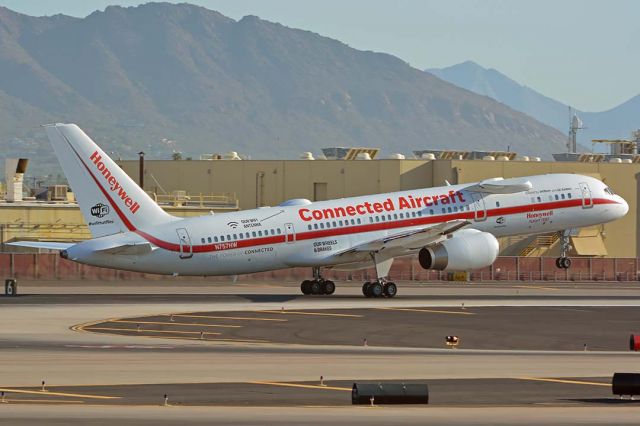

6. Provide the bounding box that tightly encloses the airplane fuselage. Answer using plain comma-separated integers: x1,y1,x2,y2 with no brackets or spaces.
67,173,628,276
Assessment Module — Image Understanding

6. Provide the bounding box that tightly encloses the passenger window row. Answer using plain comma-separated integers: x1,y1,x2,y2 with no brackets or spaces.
200,228,282,244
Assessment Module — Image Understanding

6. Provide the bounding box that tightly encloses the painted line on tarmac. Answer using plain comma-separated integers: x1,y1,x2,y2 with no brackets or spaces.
0,388,121,400
249,381,351,392
377,307,475,316
516,377,611,387
112,320,242,328
172,314,288,322
511,285,560,291
255,310,363,318
4,399,85,404
86,327,222,336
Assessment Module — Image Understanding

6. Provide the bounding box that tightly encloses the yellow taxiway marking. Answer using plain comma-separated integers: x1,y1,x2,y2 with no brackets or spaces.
377,307,475,316
86,327,221,336
256,310,363,318
4,399,85,404
0,388,120,400
511,285,559,291
516,377,611,387
172,314,287,322
249,381,351,392
112,320,242,328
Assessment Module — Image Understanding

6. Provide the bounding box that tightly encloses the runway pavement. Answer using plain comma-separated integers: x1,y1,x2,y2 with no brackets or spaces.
1,280,640,424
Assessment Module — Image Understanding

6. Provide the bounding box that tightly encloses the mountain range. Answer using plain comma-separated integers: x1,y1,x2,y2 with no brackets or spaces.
0,3,568,177
428,61,639,148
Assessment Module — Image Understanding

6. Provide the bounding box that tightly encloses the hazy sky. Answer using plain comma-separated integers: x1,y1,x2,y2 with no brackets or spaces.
1,0,637,111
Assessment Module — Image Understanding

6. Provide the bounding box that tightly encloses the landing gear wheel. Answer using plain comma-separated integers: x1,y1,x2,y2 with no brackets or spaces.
556,257,571,269
322,280,336,295
362,282,372,297
370,281,384,298
383,282,397,298
310,280,322,295
301,280,312,295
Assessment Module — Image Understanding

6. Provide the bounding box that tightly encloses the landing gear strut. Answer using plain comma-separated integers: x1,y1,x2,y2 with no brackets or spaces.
556,230,572,270
362,254,397,298
300,267,335,296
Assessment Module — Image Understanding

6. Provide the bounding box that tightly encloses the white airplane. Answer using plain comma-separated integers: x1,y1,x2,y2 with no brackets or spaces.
10,124,629,298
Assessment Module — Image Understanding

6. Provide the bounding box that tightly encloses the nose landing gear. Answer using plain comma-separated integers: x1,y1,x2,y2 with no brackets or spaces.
556,230,572,270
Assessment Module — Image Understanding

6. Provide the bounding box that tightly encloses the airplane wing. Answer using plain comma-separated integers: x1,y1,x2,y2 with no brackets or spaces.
338,219,470,255
465,177,532,194
6,241,75,251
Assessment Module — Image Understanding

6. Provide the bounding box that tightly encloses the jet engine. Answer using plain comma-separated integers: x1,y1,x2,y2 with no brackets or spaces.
418,229,499,271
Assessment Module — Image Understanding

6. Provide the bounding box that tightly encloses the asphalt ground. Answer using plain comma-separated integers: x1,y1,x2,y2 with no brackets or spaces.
2,280,640,424
76,306,640,351
0,377,625,407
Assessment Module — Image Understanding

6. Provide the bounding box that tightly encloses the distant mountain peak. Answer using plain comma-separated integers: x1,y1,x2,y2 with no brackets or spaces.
429,61,640,145
0,3,568,176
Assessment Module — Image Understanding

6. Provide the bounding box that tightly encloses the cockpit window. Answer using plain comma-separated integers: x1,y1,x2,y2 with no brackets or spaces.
604,187,616,195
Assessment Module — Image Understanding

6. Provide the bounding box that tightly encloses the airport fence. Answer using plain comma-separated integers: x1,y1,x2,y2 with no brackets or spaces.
0,253,639,283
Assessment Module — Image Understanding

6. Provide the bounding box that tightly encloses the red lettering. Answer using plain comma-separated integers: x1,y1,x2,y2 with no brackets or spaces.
90,151,101,164
299,209,312,221
373,202,383,213
424,196,432,206
354,205,365,215
364,202,374,214
456,191,465,202
312,210,324,220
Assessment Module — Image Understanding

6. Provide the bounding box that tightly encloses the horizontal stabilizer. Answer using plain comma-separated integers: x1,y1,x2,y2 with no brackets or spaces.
7,241,75,251
95,242,153,255
465,177,532,194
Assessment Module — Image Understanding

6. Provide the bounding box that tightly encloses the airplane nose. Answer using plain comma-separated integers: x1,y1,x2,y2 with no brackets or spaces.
618,197,629,217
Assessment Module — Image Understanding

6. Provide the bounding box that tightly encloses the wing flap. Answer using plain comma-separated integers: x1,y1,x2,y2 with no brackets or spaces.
339,219,470,255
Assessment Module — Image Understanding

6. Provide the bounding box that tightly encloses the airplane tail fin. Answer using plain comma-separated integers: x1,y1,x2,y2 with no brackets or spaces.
44,123,176,237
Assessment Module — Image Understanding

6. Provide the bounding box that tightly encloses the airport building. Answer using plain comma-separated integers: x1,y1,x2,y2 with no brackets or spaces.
1,146,638,262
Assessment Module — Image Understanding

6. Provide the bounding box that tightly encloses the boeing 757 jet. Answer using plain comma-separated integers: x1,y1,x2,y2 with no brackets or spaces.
10,124,629,298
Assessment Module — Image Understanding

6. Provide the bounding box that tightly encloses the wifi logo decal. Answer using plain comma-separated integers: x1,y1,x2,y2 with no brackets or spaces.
227,221,239,229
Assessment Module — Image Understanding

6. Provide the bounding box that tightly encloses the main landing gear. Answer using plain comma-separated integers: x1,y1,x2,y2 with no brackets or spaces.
362,280,397,298
362,254,397,298
556,230,572,270
300,267,336,296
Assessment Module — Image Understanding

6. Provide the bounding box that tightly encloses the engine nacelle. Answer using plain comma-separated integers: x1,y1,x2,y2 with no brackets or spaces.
418,229,499,271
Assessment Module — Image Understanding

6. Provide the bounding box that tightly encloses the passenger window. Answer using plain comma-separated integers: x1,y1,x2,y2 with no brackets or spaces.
350,219,355,225
201,238,205,244
339,220,343,226
320,223,324,229
369,217,373,223
555,194,559,200
496,201,500,207
357,218,361,224
277,228,281,234
453,206,458,212
375,216,380,222
227,235,231,240
208,237,212,243
561,194,565,200
252,232,256,237
442,208,446,214
314,223,318,230
537,196,541,202
568,193,572,199
233,234,237,240
447,207,452,213
221,236,225,241
430,209,434,215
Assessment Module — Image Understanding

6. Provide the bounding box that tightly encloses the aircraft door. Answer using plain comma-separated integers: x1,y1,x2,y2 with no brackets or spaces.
471,192,487,222
176,228,193,259
284,223,296,243
579,182,593,208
